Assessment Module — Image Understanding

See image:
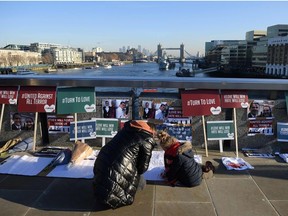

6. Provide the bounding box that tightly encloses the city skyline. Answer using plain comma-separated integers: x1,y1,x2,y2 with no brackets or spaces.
1,1,288,56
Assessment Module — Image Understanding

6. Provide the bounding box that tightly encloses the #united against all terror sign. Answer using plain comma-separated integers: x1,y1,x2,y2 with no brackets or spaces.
18,86,56,113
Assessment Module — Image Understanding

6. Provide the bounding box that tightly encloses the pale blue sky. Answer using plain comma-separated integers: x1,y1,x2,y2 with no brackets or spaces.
1,1,288,55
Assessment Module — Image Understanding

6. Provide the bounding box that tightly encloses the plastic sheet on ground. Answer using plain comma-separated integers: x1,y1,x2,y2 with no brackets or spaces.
222,157,254,170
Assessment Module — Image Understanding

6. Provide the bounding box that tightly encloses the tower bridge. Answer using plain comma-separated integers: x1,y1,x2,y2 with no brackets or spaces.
156,43,198,71
157,43,196,64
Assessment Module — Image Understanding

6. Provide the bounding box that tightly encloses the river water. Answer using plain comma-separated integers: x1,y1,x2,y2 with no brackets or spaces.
55,62,206,78
53,62,207,93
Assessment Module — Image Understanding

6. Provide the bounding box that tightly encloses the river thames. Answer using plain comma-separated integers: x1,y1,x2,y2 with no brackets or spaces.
54,62,207,78
50,62,208,93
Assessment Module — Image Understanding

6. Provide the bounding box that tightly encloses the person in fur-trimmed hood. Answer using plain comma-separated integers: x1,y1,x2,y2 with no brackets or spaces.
157,130,205,187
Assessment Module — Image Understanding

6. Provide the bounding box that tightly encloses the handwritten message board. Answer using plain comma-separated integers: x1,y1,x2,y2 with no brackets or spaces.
69,120,96,141
0,86,18,104
93,118,119,137
206,121,234,140
221,90,249,108
181,90,221,116
57,87,96,114
18,86,56,112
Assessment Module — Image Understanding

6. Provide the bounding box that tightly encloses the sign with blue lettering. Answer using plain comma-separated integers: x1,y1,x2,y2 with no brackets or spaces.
70,120,96,141
207,121,234,140
277,122,288,142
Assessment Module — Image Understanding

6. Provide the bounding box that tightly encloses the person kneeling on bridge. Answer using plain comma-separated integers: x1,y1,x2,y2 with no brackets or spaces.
157,130,215,187
93,119,162,209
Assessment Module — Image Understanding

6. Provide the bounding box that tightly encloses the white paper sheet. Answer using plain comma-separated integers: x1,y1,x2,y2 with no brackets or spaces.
0,150,200,181
47,159,95,178
0,155,53,175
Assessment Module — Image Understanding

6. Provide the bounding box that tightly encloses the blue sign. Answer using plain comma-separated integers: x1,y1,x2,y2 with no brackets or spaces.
70,120,96,141
156,123,192,142
277,122,288,142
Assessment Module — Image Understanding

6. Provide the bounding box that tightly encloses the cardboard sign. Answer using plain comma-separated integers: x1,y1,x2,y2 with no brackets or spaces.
181,90,221,116
93,118,118,138
221,90,249,108
277,122,288,142
0,86,18,104
70,120,96,140
18,86,56,112
207,121,234,140
57,87,96,114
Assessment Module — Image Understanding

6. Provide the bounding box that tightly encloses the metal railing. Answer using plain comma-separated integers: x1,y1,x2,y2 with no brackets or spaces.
1,74,288,91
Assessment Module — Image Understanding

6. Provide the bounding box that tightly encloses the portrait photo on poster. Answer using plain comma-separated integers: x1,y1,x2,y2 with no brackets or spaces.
141,100,155,119
154,102,169,121
10,112,35,131
102,99,116,118
247,100,275,136
115,99,129,119
247,100,274,119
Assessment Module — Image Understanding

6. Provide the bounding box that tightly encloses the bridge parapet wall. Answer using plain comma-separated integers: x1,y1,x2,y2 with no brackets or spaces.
0,75,287,152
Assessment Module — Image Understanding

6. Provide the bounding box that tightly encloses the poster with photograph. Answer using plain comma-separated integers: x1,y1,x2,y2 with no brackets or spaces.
101,99,130,119
140,100,155,119
139,100,169,121
115,99,130,119
247,100,274,119
154,102,169,120
102,99,115,118
247,100,274,136
10,112,35,131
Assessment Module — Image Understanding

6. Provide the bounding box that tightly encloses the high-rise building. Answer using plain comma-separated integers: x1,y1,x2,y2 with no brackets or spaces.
266,35,288,76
